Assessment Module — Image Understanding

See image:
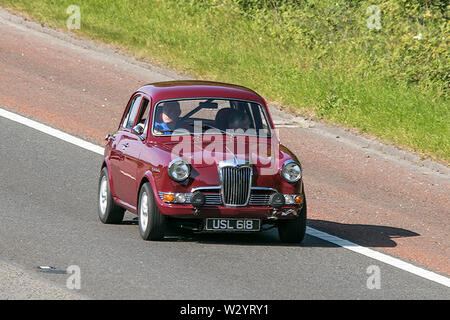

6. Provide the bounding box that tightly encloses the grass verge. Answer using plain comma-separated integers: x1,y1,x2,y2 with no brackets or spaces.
0,0,448,163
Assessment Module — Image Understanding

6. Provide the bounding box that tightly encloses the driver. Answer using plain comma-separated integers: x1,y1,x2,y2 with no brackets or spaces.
154,101,181,135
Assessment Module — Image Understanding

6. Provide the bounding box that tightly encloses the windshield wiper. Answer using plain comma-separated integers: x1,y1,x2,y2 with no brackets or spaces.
185,122,235,138
201,124,235,138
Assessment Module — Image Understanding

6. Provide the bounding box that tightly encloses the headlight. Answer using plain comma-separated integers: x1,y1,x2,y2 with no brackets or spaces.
168,158,190,182
281,160,302,182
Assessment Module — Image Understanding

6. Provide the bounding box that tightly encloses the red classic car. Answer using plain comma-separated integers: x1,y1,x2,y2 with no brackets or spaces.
98,81,306,243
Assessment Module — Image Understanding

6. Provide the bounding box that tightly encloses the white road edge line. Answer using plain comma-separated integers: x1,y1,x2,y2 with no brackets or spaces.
306,227,450,288
0,108,104,155
1,106,449,289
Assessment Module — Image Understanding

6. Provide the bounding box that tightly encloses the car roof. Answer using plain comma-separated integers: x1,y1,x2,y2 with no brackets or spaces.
137,80,266,105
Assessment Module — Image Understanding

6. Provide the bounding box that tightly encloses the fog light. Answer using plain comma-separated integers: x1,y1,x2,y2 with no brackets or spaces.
163,193,175,202
270,193,285,209
190,191,206,208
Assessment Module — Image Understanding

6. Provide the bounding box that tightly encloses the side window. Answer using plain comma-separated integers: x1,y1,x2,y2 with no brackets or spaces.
122,95,143,129
136,98,150,136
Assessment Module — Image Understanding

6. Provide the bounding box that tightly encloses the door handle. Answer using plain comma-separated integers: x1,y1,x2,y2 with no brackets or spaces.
122,143,129,149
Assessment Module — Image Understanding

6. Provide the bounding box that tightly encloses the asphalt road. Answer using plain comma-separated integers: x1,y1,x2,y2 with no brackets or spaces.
0,116,448,299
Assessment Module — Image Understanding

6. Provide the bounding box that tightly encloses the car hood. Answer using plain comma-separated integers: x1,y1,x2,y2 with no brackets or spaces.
153,136,297,168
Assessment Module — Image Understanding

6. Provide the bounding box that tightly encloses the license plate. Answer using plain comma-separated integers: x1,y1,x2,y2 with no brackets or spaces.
205,218,261,232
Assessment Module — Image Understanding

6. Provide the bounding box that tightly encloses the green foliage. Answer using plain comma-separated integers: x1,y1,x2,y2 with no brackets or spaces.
199,0,449,95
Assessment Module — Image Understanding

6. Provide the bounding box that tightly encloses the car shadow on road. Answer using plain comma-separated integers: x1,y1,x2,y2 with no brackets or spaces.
121,217,139,225
164,228,301,247
306,219,420,248
121,217,420,248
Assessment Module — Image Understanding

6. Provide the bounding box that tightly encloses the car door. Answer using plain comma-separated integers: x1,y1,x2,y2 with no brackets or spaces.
110,94,143,207
118,97,151,208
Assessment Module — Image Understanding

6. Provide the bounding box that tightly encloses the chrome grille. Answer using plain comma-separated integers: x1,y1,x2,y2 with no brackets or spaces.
249,194,271,206
220,166,252,206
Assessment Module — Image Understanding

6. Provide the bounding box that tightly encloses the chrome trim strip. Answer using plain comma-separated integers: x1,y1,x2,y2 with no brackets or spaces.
251,187,278,193
190,186,277,193
160,187,281,206
190,186,221,193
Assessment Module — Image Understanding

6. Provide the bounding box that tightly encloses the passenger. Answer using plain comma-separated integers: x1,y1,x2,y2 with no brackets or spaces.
227,110,250,130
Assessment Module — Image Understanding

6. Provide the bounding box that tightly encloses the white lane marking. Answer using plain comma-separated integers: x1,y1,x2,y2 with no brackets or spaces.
306,227,450,288
1,106,449,288
0,108,104,155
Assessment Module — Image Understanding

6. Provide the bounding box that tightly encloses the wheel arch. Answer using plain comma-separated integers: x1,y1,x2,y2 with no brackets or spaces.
101,157,117,198
137,170,159,208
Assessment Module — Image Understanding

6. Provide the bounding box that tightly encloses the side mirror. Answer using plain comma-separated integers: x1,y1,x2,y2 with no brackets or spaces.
132,124,145,139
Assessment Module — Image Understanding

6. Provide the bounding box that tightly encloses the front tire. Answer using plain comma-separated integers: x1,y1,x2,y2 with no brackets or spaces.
277,194,307,244
98,167,125,224
138,182,166,241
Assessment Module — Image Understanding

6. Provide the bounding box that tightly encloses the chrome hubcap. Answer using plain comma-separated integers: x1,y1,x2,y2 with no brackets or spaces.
140,191,149,231
99,176,108,215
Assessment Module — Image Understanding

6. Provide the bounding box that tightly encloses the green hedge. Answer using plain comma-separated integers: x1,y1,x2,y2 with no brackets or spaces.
196,0,449,95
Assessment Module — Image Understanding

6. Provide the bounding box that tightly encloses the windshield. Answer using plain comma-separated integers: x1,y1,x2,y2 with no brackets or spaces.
151,98,271,137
